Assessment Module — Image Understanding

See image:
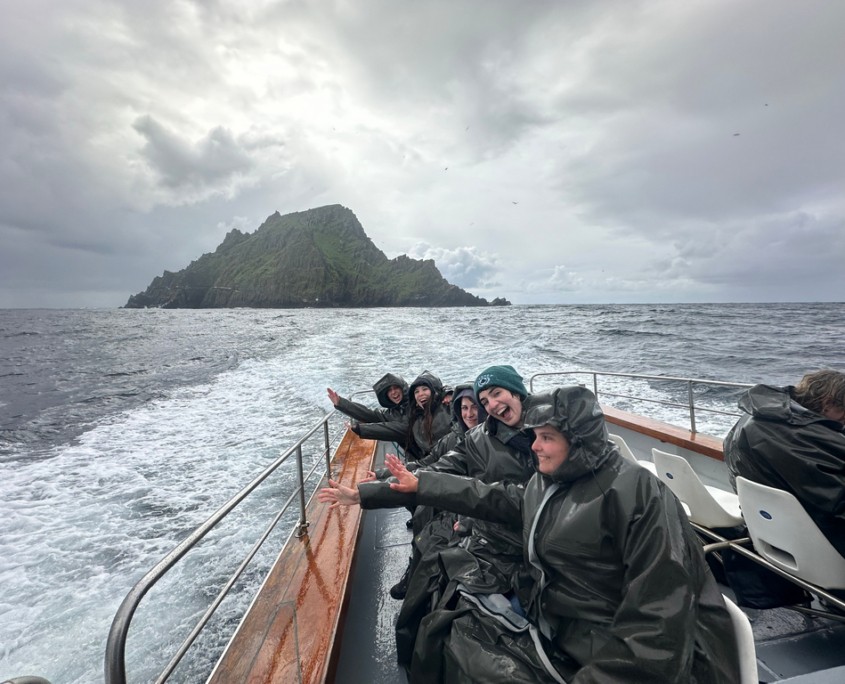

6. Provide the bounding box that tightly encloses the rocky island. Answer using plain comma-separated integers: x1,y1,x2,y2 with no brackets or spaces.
124,205,510,309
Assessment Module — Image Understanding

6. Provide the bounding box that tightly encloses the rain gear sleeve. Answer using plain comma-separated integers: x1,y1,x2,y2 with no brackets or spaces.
412,386,740,683
354,418,408,445
724,383,845,555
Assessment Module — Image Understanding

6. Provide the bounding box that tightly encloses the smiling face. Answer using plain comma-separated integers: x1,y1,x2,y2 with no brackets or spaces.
414,385,432,408
477,386,523,427
387,385,404,405
531,425,571,475
460,397,480,429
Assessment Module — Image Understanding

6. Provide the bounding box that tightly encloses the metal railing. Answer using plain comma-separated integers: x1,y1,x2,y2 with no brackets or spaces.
105,410,346,684
528,370,753,434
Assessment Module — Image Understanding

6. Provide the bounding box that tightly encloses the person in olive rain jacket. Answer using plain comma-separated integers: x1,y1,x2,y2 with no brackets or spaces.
386,385,741,683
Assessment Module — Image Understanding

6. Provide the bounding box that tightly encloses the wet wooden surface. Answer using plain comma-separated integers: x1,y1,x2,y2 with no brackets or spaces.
208,431,376,684
603,405,724,460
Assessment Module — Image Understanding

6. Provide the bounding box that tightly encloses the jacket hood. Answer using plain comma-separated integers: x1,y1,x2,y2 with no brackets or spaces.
739,384,837,428
408,370,444,405
451,382,488,432
524,385,614,483
373,373,408,409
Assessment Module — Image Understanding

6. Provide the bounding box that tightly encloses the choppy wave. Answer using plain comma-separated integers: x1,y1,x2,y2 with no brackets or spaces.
1,303,844,683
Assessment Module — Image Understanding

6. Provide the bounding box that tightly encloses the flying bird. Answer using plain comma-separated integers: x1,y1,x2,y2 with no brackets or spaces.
733,133,740,136
512,201,519,205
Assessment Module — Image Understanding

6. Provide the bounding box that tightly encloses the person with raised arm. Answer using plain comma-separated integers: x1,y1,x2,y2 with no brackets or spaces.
320,365,545,669
386,382,488,600
373,386,741,683
326,372,410,445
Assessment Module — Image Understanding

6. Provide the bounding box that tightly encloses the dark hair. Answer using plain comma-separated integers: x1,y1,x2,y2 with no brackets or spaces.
407,382,438,454
793,370,845,415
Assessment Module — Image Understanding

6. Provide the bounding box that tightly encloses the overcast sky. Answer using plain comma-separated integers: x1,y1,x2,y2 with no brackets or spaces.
2,0,844,308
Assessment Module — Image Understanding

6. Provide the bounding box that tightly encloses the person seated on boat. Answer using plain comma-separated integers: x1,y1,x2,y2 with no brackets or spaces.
381,386,742,683
319,365,543,667
326,372,410,445
387,382,489,600
353,371,454,463
412,382,487,470
724,369,845,557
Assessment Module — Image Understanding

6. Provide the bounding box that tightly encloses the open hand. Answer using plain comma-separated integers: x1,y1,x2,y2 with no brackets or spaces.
385,453,419,493
326,388,340,406
318,479,361,508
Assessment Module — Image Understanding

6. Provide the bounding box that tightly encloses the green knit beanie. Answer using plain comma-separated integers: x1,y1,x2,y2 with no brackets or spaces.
474,365,528,400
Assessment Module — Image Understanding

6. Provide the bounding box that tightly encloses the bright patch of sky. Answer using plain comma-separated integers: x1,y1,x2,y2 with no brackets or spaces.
1,0,844,307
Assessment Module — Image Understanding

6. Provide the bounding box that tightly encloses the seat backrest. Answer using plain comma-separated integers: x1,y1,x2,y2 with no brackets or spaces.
607,433,639,465
651,448,742,528
735,476,845,589
722,594,758,684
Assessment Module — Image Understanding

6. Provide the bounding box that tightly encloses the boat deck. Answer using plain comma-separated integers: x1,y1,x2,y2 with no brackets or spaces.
330,442,410,683
207,430,378,684
746,603,845,682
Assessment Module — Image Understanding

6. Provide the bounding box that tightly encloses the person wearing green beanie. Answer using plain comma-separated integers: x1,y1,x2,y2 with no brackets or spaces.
474,364,529,428
473,364,528,400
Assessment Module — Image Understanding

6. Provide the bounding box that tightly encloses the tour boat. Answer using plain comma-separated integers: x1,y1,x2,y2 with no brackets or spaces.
95,371,845,684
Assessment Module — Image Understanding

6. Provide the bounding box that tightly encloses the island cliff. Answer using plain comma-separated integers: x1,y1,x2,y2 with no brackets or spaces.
124,205,510,308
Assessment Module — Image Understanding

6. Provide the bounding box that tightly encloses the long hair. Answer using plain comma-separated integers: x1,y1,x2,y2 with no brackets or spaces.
408,383,438,449
793,369,845,415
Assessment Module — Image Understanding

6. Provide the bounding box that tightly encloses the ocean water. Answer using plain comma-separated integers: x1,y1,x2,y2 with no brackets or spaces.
1,303,843,683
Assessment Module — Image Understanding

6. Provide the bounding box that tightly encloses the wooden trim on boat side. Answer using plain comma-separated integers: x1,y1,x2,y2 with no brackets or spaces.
208,431,376,684
602,405,725,460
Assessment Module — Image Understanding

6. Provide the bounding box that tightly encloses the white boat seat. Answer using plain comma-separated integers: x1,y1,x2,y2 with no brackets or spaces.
722,594,758,683
608,433,657,474
736,477,845,590
651,448,743,528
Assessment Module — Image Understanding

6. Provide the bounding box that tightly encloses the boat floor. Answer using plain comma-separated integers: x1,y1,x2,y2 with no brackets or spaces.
331,442,409,683
740,597,845,682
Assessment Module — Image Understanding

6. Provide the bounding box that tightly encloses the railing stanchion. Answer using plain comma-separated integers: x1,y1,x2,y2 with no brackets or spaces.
688,381,697,433
295,445,309,538
592,374,599,398
323,421,332,481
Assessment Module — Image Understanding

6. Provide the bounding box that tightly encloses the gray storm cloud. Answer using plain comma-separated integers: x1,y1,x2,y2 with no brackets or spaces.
1,0,844,307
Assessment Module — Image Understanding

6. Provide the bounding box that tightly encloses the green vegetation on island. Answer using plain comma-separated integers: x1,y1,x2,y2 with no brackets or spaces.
124,205,510,308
